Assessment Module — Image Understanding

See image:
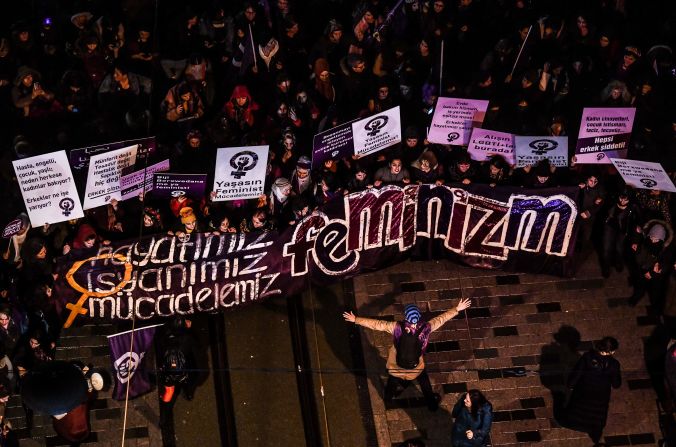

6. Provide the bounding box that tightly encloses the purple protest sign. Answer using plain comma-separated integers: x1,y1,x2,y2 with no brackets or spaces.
152,173,208,199
311,121,355,169
108,324,161,400
467,128,516,165
427,97,489,146
575,108,635,164
120,159,170,201
2,219,23,238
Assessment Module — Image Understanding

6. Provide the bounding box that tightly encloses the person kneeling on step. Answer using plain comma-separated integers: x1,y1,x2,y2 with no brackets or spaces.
343,298,471,411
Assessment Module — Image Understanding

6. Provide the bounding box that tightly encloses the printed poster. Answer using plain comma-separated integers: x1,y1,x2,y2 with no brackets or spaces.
311,121,355,169
514,136,568,168
83,145,138,210
610,158,676,192
152,173,208,199
212,146,269,201
13,150,84,226
351,106,402,157
69,137,155,173
467,128,516,165
427,97,489,146
575,108,635,164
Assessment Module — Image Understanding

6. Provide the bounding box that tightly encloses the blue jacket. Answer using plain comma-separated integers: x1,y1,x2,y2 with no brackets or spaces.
451,399,493,446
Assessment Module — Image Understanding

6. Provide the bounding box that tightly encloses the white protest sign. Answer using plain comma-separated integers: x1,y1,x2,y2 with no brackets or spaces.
13,150,84,226
83,145,138,210
120,159,170,201
467,128,516,165
514,136,568,167
213,145,269,201
427,97,489,146
610,158,676,193
351,106,402,157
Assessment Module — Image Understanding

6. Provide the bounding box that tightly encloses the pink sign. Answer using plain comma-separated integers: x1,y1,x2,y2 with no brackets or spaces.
574,108,635,164
467,128,516,165
427,97,489,146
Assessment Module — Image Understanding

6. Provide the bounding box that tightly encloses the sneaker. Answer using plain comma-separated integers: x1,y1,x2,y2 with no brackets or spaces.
90,373,104,391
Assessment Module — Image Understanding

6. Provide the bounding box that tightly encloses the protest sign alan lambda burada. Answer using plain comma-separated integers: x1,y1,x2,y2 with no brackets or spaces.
427,97,490,146
467,128,516,165
610,158,676,192
56,184,579,327
212,145,269,201
574,107,636,164
311,106,402,169
83,145,138,210
13,150,84,226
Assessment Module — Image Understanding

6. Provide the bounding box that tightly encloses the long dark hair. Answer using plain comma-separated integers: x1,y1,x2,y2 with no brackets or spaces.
467,389,490,419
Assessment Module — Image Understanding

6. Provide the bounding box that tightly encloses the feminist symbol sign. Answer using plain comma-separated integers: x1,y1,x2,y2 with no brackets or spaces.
63,253,133,328
528,139,558,155
230,151,258,179
59,198,75,216
640,178,657,188
447,132,460,143
364,115,389,136
113,351,145,383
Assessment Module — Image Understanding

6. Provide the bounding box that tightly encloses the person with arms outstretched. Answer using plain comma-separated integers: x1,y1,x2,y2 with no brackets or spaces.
343,297,471,411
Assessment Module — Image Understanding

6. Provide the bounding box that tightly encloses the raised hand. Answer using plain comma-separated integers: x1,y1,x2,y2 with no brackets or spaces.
342,311,356,323
456,298,472,312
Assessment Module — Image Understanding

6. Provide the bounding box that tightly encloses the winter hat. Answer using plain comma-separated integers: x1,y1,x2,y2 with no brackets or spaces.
324,19,343,36
404,304,422,325
648,224,666,242
297,156,311,170
179,207,197,224
274,177,291,189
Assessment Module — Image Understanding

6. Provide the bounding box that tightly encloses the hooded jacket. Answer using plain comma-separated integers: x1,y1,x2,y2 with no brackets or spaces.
11,66,43,109
224,85,259,129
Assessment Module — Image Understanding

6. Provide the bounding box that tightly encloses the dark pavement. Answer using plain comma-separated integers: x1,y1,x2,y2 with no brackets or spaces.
10,251,673,446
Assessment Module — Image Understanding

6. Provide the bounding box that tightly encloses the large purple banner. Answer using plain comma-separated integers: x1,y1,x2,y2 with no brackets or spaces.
56,185,578,326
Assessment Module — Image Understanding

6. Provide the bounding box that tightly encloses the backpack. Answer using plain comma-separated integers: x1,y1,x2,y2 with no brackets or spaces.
395,323,423,369
162,347,188,385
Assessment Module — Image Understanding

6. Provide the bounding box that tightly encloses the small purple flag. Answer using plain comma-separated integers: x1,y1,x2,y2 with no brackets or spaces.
108,324,161,400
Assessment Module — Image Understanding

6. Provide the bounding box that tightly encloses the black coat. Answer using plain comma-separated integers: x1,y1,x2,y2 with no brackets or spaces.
565,350,621,433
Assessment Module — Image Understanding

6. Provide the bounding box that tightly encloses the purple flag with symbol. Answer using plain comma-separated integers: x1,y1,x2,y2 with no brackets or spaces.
108,324,161,400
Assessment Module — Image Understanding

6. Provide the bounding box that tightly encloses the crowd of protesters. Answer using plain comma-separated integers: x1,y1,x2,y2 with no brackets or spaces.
0,0,675,443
